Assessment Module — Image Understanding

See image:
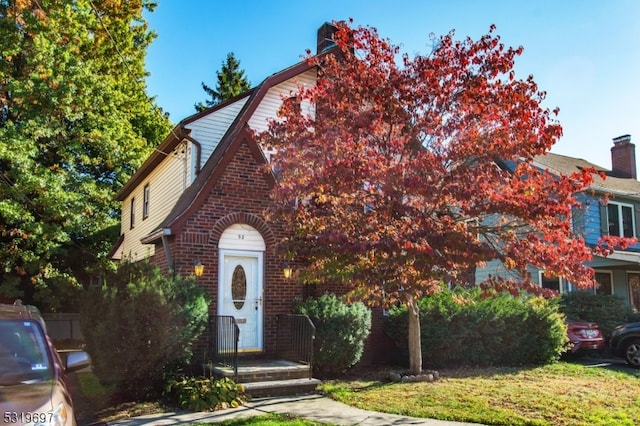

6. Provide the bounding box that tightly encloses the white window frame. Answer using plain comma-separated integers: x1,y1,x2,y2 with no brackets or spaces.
538,270,572,294
607,201,636,238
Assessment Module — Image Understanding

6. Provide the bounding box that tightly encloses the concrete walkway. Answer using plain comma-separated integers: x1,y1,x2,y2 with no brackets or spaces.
108,394,483,425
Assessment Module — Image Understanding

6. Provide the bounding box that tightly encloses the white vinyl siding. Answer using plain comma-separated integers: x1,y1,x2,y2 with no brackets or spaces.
219,224,266,251
116,68,318,262
248,69,317,134
118,148,189,261
184,96,250,174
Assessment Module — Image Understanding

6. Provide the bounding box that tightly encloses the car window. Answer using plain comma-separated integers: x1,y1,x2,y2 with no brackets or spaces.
0,319,53,385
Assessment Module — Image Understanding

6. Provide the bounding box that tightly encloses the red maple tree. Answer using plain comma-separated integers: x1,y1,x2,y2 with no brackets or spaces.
258,21,634,373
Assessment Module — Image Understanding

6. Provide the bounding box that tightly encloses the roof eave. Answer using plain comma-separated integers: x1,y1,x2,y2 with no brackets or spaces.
115,128,185,201
140,227,172,245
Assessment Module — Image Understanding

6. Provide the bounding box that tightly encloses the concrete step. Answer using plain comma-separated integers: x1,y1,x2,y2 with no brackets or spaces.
213,359,312,383
241,377,321,398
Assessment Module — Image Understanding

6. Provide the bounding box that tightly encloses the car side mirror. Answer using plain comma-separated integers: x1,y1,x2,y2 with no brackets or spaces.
65,351,91,372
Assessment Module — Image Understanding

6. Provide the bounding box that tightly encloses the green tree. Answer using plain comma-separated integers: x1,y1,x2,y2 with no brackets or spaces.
0,0,172,310
195,52,250,111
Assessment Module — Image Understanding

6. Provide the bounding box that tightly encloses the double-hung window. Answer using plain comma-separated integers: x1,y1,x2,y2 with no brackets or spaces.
606,201,635,238
143,184,150,219
539,271,572,293
130,198,136,229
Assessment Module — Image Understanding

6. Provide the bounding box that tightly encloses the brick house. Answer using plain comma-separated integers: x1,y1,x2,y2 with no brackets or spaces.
109,23,393,366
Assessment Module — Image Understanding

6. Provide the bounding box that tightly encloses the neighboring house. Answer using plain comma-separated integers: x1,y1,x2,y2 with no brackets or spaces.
109,23,392,363
477,134,640,311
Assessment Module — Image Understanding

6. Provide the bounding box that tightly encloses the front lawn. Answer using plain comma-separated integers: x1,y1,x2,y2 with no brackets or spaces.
73,360,640,425
320,360,640,426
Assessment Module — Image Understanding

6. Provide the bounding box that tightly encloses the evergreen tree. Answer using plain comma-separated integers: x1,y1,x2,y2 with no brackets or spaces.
195,52,251,111
0,0,172,310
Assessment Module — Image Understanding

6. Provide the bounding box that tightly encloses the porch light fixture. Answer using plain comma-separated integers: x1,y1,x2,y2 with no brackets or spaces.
194,259,204,277
282,262,293,279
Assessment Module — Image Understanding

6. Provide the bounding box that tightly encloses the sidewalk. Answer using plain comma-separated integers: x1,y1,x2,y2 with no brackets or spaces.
107,394,483,425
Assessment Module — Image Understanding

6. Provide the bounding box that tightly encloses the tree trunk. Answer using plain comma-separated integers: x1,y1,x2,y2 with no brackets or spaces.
407,297,422,374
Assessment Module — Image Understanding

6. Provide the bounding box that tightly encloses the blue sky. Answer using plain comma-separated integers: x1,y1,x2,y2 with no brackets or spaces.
144,0,640,169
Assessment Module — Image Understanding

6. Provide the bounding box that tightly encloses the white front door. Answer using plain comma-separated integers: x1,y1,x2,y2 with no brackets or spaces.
218,250,263,352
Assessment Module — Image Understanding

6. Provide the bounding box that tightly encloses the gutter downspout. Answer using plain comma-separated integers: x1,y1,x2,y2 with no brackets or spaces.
181,131,202,175
160,229,175,275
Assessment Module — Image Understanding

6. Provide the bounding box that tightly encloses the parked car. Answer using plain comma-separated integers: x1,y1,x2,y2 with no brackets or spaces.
566,319,605,354
0,301,90,425
609,322,640,368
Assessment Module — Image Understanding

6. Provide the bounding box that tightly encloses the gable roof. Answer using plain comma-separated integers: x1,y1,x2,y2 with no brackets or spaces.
534,152,640,197
133,56,321,244
115,90,255,202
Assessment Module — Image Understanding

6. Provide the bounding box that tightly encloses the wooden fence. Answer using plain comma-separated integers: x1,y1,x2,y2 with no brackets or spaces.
42,313,83,341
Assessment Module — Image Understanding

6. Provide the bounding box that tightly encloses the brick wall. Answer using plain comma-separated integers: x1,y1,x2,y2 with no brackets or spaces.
151,139,395,364
610,135,637,179
153,141,305,358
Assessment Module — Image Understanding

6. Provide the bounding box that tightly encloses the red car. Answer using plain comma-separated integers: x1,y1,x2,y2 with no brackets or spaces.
566,320,605,354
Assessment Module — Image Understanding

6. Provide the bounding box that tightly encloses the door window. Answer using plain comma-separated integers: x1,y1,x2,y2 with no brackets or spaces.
232,265,247,310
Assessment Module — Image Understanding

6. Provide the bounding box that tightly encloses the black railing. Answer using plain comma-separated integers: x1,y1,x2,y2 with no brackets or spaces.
275,314,315,379
210,315,239,379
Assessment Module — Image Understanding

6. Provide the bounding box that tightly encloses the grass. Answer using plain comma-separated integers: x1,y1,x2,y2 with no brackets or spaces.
191,413,331,425
72,359,640,426
320,360,640,426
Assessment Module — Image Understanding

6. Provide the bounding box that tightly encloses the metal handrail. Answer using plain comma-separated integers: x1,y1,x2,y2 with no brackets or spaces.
275,314,315,379
210,315,239,379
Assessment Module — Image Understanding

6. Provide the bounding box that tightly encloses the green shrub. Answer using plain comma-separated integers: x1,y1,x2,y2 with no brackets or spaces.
559,291,634,337
386,287,568,368
167,377,245,411
80,261,209,400
294,293,371,377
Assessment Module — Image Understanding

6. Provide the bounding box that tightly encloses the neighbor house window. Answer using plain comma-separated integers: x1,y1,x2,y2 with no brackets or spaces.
539,271,572,293
606,202,635,238
130,197,135,229
143,184,150,219
594,271,613,295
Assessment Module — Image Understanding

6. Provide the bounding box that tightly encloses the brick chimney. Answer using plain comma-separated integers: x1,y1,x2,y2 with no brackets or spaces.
611,135,636,179
317,22,338,54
